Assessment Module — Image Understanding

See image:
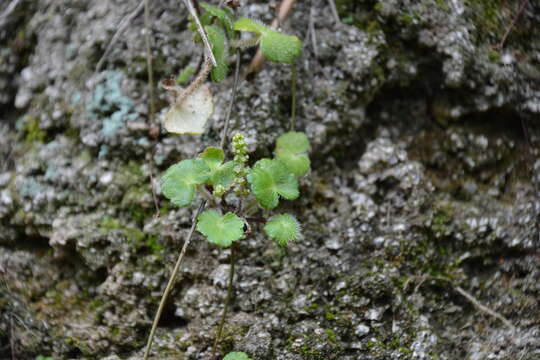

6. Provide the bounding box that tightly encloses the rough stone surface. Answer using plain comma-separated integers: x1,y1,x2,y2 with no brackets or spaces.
1,0,539,359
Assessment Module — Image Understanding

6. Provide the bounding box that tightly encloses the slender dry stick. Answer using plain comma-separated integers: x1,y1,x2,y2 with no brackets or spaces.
143,200,206,360
327,0,340,23
182,0,217,66
290,62,297,131
498,0,528,50
413,275,516,331
144,0,156,124
220,53,241,149
211,245,236,358
0,0,22,26
95,0,145,72
454,286,516,331
308,4,318,58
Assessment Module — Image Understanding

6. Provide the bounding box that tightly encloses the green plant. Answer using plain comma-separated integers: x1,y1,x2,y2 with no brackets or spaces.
224,352,253,360
143,2,305,359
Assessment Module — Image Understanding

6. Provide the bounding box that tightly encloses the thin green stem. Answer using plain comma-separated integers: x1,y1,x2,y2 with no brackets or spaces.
290,62,297,131
211,245,236,358
144,0,156,124
143,200,206,360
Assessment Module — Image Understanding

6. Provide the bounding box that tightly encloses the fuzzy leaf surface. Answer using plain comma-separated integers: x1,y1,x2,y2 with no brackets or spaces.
264,213,300,246
275,131,311,177
223,352,252,360
161,159,210,206
233,17,267,35
247,159,299,209
205,25,229,82
197,210,244,247
233,17,302,64
260,30,302,64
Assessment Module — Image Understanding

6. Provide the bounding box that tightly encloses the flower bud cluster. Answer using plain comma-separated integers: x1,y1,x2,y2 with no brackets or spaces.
232,133,249,196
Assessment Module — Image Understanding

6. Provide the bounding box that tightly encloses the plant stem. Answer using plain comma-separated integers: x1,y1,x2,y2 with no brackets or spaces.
182,0,217,66
290,62,297,131
220,52,241,149
143,200,206,360
211,245,236,358
144,0,156,124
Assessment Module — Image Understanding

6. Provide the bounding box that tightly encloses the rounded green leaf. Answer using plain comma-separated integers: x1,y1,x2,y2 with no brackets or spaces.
260,31,302,64
161,159,210,207
223,352,252,360
205,25,229,82
200,147,225,169
276,132,310,153
196,210,244,247
247,159,299,209
264,213,301,246
275,132,311,177
233,18,302,64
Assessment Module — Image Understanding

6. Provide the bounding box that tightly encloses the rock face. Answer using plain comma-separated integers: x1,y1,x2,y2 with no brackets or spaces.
1,0,539,359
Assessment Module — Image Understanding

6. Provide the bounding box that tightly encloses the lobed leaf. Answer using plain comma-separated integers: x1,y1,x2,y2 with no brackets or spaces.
199,147,235,189
205,25,229,82
247,159,299,209
161,159,210,207
223,352,253,360
264,213,301,246
275,131,311,177
197,210,244,247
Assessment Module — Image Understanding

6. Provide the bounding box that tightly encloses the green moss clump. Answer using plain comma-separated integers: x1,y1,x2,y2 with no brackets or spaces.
24,116,47,143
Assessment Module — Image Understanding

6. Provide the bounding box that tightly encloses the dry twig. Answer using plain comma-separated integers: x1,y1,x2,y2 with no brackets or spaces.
95,1,145,72
409,275,516,331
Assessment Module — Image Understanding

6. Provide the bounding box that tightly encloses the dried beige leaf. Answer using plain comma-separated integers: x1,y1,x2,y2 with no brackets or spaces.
163,84,213,135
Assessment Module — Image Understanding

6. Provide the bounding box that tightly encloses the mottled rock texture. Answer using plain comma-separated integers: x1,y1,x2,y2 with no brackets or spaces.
1,0,539,359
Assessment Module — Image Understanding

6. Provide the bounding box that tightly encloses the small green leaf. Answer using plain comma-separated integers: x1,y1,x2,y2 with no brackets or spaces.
264,213,301,246
161,159,210,207
276,132,310,153
176,65,196,85
197,210,244,247
205,25,229,82
233,17,302,64
200,147,225,169
200,3,235,31
199,147,235,189
275,132,311,177
247,159,299,209
260,30,302,64
223,352,252,360
233,17,267,35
